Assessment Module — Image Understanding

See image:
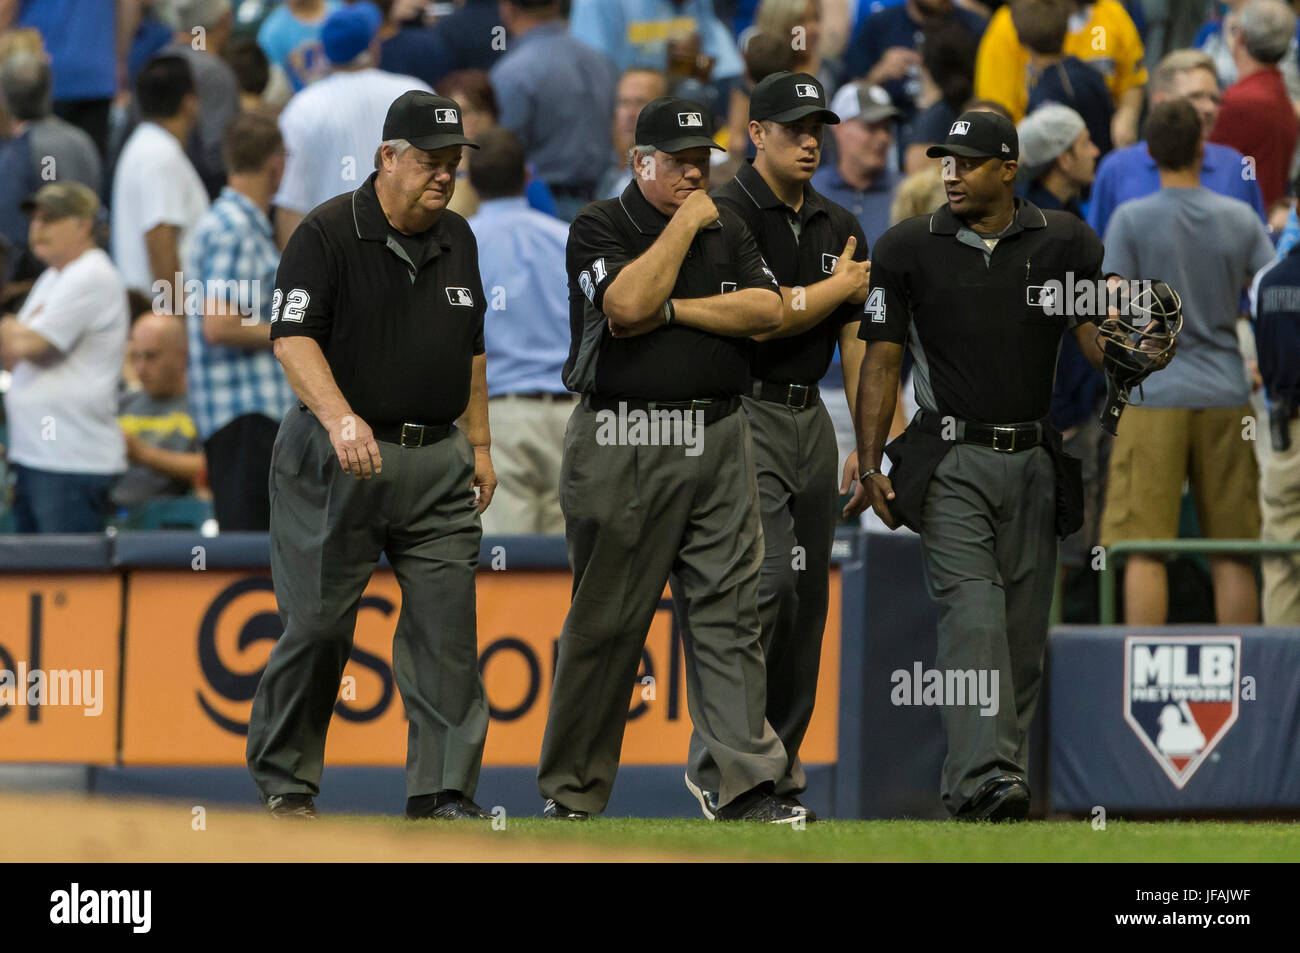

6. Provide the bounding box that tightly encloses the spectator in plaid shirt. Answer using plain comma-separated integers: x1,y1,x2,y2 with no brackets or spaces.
183,112,295,531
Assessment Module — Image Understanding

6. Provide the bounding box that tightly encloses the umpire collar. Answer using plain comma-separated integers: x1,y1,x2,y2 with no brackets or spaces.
929,197,1047,237
351,172,452,250
619,177,723,236
732,159,830,222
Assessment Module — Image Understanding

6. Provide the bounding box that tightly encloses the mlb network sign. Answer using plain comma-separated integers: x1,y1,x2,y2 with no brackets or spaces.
1123,636,1241,790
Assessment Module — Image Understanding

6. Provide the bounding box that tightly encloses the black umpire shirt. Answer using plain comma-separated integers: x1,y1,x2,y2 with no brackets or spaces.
712,160,868,385
859,199,1104,424
269,171,487,426
563,178,781,401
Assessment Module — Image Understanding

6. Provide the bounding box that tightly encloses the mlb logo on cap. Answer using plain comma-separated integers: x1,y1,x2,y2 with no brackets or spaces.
950,121,971,136
678,112,703,127
435,108,459,124
795,83,819,98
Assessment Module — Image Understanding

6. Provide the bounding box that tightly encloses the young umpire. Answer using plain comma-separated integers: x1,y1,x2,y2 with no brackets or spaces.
681,71,872,819
537,97,801,823
246,91,498,821
854,111,1170,820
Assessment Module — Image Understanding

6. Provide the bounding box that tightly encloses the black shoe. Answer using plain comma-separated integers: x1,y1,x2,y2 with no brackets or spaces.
716,784,805,824
543,798,590,820
406,791,492,820
684,773,719,820
954,776,1030,822
781,794,818,823
267,793,318,819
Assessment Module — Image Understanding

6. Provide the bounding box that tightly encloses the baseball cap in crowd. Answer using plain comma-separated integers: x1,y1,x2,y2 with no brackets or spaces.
1017,104,1086,173
926,110,1019,161
383,90,479,151
635,97,724,152
321,1,382,66
828,81,901,124
749,71,840,124
20,182,99,220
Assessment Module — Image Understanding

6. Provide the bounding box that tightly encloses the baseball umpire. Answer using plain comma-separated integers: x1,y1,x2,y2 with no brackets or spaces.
246,91,497,821
680,71,872,819
537,97,802,823
854,111,1173,820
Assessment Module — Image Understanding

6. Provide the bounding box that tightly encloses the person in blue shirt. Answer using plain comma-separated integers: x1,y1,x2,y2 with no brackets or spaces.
812,81,903,246
840,0,987,126
11,0,117,159
1088,48,1264,237
257,0,338,93
491,0,618,221
1012,0,1115,156
569,0,745,81
1248,181,1300,625
467,126,577,535
379,0,505,87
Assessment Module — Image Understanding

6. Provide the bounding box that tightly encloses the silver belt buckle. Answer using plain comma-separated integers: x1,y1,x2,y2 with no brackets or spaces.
688,399,713,414
400,422,424,448
786,384,810,408
991,426,1017,452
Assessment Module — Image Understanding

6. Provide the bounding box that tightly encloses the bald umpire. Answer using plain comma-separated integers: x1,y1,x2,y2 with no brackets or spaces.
856,111,1171,821
247,92,497,821
538,97,802,823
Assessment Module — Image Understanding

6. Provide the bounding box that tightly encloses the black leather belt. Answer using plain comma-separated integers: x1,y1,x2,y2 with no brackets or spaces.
370,420,454,447
298,401,452,448
583,394,741,425
500,391,579,401
916,410,1045,452
752,379,820,409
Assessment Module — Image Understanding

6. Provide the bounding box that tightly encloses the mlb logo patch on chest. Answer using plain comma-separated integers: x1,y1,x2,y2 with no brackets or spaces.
1123,636,1241,789
446,287,474,307
822,253,838,275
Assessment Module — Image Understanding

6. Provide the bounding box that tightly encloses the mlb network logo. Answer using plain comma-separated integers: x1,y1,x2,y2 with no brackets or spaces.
435,107,459,124
949,121,970,135
1123,636,1241,789
678,112,703,127
795,83,819,98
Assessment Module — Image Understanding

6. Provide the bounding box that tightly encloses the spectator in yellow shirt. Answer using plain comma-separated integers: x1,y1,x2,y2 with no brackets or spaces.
975,0,1147,147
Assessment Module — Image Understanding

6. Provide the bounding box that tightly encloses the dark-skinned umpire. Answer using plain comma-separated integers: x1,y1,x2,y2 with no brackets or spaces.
854,111,1173,820
680,72,873,820
537,97,804,823
246,92,498,821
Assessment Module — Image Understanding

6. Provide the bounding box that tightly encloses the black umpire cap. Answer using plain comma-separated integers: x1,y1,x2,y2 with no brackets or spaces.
383,90,479,151
636,97,724,152
749,71,840,124
926,110,1019,161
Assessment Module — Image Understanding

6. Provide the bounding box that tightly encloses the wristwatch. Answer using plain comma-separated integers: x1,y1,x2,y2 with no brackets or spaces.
859,467,881,482
663,299,675,325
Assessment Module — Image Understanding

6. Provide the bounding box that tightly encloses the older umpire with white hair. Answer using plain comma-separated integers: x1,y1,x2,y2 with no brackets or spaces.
246,91,497,821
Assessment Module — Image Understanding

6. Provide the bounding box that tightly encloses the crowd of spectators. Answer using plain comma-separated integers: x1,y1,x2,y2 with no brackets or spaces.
0,0,1295,625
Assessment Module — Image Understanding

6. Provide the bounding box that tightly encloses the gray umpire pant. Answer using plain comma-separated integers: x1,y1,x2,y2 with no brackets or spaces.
686,395,839,797
919,442,1058,815
247,405,489,801
537,401,787,814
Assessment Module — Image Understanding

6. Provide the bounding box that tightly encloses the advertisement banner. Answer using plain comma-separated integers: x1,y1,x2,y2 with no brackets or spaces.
0,576,121,763
121,569,840,766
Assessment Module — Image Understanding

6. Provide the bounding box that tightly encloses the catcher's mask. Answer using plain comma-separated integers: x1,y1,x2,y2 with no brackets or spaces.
1095,279,1183,435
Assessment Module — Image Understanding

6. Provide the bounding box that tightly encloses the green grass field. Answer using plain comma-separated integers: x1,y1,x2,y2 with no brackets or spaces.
357,817,1300,862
